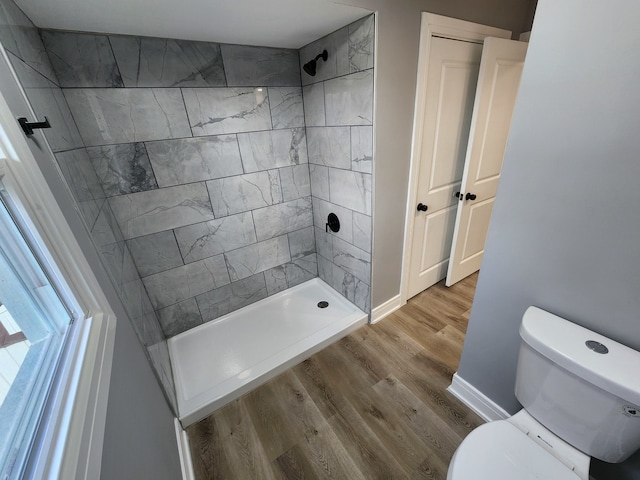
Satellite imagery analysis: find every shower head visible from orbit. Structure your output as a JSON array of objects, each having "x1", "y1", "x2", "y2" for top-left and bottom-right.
[{"x1": 303, "y1": 49, "x2": 328, "y2": 77}]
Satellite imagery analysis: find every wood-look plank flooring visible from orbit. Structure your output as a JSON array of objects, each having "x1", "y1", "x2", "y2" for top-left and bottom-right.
[{"x1": 187, "y1": 273, "x2": 483, "y2": 479}]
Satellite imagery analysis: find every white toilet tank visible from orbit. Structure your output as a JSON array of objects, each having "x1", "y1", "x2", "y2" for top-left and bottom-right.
[{"x1": 516, "y1": 307, "x2": 640, "y2": 463}]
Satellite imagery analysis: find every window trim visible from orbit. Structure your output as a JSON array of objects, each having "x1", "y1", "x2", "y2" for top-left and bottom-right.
[{"x1": 0, "y1": 48, "x2": 116, "y2": 479}]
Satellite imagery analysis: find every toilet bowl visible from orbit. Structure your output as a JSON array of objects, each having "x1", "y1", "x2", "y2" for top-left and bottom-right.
[{"x1": 447, "y1": 306, "x2": 640, "y2": 479}]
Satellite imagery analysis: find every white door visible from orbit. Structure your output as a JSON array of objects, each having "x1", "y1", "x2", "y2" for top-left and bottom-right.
[
  {"x1": 406, "y1": 37, "x2": 483, "y2": 299},
  {"x1": 446, "y1": 38, "x2": 527, "y2": 286}
]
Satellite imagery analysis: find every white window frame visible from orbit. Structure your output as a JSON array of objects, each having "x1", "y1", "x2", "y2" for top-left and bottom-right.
[{"x1": 0, "y1": 53, "x2": 116, "y2": 479}]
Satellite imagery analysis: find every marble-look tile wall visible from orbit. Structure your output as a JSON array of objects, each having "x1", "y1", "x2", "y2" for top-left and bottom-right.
[
  {"x1": 0, "y1": 2, "x2": 177, "y2": 411},
  {"x1": 41, "y1": 29, "x2": 317, "y2": 339},
  {"x1": 300, "y1": 15, "x2": 374, "y2": 313}
]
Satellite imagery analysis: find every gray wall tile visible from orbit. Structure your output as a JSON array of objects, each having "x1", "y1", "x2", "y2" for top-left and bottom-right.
[
  {"x1": 123, "y1": 280, "x2": 166, "y2": 345},
  {"x1": 108, "y1": 182, "x2": 214, "y2": 239},
  {"x1": 292, "y1": 253, "x2": 318, "y2": 278},
  {"x1": 353, "y1": 212, "x2": 372, "y2": 253},
  {"x1": 126, "y1": 230, "x2": 184, "y2": 277},
  {"x1": 100, "y1": 241, "x2": 143, "y2": 294},
  {"x1": 238, "y1": 128, "x2": 307, "y2": 173},
  {"x1": 87, "y1": 143, "x2": 158, "y2": 196},
  {"x1": 317, "y1": 252, "x2": 333, "y2": 285},
  {"x1": 332, "y1": 236, "x2": 371, "y2": 284},
  {"x1": 41, "y1": 30, "x2": 123, "y2": 87},
  {"x1": 317, "y1": 234, "x2": 370, "y2": 313},
  {"x1": 328, "y1": 169, "x2": 372, "y2": 215},
  {"x1": 156, "y1": 298, "x2": 203, "y2": 337},
  {"x1": 54, "y1": 147, "x2": 105, "y2": 231},
  {"x1": 0, "y1": 0, "x2": 57, "y2": 82},
  {"x1": 55, "y1": 148, "x2": 105, "y2": 204},
  {"x1": 207, "y1": 170, "x2": 282, "y2": 217},
  {"x1": 329, "y1": 261, "x2": 370, "y2": 313},
  {"x1": 224, "y1": 235, "x2": 291, "y2": 282},
  {"x1": 196, "y1": 273, "x2": 268, "y2": 322},
  {"x1": 143, "y1": 254, "x2": 230, "y2": 309},
  {"x1": 221, "y1": 45, "x2": 300, "y2": 87},
  {"x1": 252, "y1": 197, "x2": 313, "y2": 241},
  {"x1": 119, "y1": 273, "x2": 155, "y2": 319},
  {"x1": 182, "y1": 87, "x2": 272, "y2": 136},
  {"x1": 351, "y1": 126, "x2": 373, "y2": 173},
  {"x1": 110, "y1": 36, "x2": 226, "y2": 87},
  {"x1": 302, "y1": 83, "x2": 325, "y2": 127},
  {"x1": 307, "y1": 127, "x2": 351, "y2": 168},
  {"x1": 77, "y1": 199, "x2": 103, "y2": 231},
  {"x1": 264, "y1": 255, "x2": 317, "y2": 296},
  {"x1": 348, "y1": 15, "x2": 375, "y2": 73},
  {"x1": 288, "y1": 226, "x2": 316, "y2": 259},
  {"x1": 8, "y1": 52, "x2": 83, "y2": 152},
  {"x1": 131, "y1": 310, "x2": 166, "y2": 347},
  {"x1": 91, "y1": 200, "x2": 124, "y2": 247},
  {"x1": 314, "y1": 227, "x2": 333, "y2": 262},
  {"x1": 269, "y1": 87, "x2": 304, "y2": 128},
  {"x1": 146, "y1": 341, "x2": 177, "y2": 411},
  {"x1": 309, "y1": 164, "x2": 330, "y2": 202},
  {"x1": 146, "y1": 134, "x2": 243, "y2": 187},
  {"x1": 65, "y1": 88, "x2": 192, "y2": 146},
  {"x1": 324, "y1": 70, "x2": 374, "y2": 126},
  {"x1": 280, "y1": 164, "x2": 311, "y2": 201},
  {"x1": 175, "y1": 212, "x2": 257, "y2": 264}
]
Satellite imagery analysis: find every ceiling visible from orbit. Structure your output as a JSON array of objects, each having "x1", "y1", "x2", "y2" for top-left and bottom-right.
[{"x1": 15, "y1": 0, "x2": 371, "y2": 49}]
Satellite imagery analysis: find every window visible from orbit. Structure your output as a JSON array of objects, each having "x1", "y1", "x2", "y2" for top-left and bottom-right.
[
  {"x1": 0, "y1": 49, "x2": 116, "y2": 480},
  {"x1": 0, "y1": 182, "x2": 72, "y2": 479}
]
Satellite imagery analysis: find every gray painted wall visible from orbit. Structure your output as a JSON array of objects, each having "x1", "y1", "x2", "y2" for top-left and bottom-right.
[
  {"x1": 0, "y1": 1, "x2": 181, "y2": 478},
  {"x1": 339, "y1": 0, "x2": 534, "y2": 308},
  {"x1": 456, "y1": 0, "x2": 640, "y2": 477}
]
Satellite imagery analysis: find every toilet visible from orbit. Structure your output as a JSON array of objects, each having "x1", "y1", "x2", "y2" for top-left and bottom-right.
[{"x1": 447, "y1": 306, "x2": 640, "y2": 479}]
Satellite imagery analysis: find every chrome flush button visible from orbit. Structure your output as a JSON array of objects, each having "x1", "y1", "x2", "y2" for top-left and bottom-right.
[
  {"x1": 623, "y1": 406, "x2": 640, "y2": 418},
  {"x1": 585, "y1": 340, "x2": 609, "y2": 354}
]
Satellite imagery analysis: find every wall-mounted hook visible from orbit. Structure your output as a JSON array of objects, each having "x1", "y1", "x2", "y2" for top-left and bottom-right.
[{"x1": 18, "y1": 116, "x2": 51, "y2": 136}]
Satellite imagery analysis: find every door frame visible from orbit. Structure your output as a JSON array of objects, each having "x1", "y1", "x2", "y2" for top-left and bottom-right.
[{"x1": 400, "y1": 13, "x2": 511, "y2": 304}]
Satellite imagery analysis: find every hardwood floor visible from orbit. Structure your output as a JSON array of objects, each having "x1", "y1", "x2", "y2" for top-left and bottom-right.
[{"x1": 187, "y1": 273, "x2": 483, "y2": 479}]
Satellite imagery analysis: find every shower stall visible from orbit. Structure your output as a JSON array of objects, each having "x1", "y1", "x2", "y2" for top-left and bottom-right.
[{"x1": 2, "y1": 0, "x2": 375, "y2": 425}]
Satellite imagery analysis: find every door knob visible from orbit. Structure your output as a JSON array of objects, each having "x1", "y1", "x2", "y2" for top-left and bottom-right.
[
  {"x1": 417, "y1": 203, "x2": 428, "y2": 212},
  {"x1": 465, "y1": 192, "x2": 477, "y2": 201},
  {"x1": 455, "y1": 192, "x2": 463, "y2": 201}
]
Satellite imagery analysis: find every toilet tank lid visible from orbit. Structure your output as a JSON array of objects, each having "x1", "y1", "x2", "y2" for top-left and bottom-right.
[{"x1": 520, "y1": 306, "x2": 640, "y2": 407}]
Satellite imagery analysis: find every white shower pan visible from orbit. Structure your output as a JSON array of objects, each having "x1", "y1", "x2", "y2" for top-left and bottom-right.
[{"x1": 168, "y1": 277, "x2": 368, "y2": 426}]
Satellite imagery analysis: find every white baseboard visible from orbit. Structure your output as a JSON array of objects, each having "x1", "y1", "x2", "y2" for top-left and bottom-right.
[
  {"x1": 447, "y1": 373, "x2": 510, "y2": 422},
  {"x1": 175, "y1": 418, "x2": 195, "y2": 480},
  {"x1": 370, "y1": 294, "x2": 403, "y2": 324}
]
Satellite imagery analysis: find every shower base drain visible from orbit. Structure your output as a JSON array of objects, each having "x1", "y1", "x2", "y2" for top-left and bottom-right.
[{"x1": 317, "y1": 301, "x2": 329, "y2": 308}]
